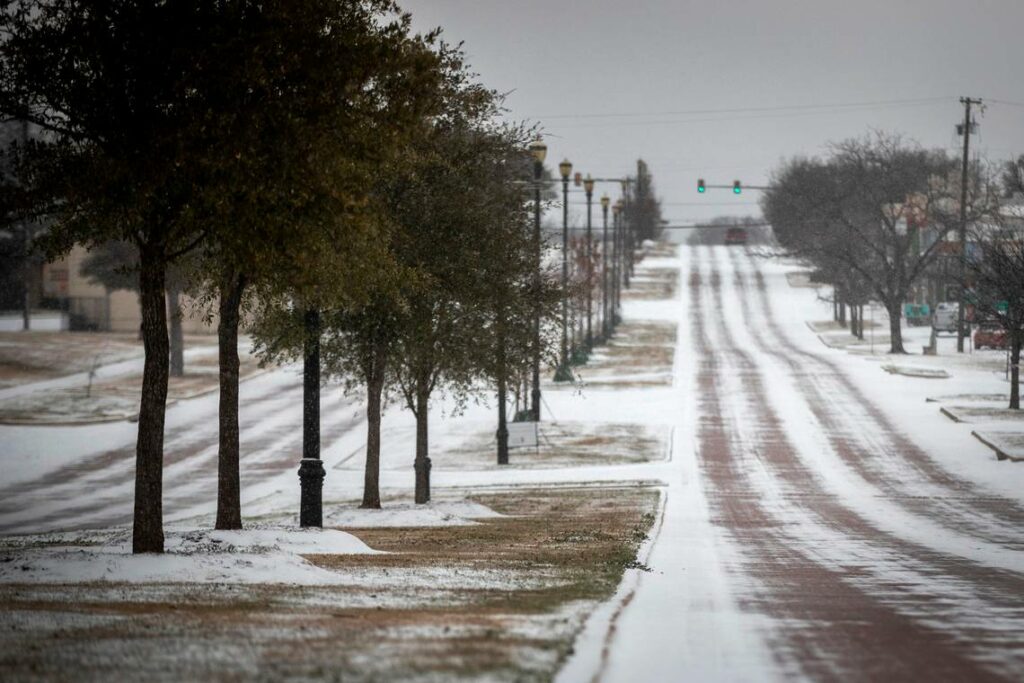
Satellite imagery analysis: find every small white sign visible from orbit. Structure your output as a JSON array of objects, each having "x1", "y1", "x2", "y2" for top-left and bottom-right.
[{"x1": 508, "y1": 422, "x2": 538, "y2": 449}]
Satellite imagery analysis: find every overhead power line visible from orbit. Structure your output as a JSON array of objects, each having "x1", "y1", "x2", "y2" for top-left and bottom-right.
[
  {"x1": 545, "y1": 100, "x2": 954, "y2": 130},
  {"x1": 530, "y1": 96, "x2": 954, "y2": 121},
  {"x1": 989, "y1": 98, "x2": 1024, "y2": 108}
]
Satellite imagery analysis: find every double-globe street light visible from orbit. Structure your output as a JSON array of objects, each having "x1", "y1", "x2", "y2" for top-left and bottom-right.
[
  {"x1": 612, "y1": 199, "x2": 623, "y2": 329},
  {"x1": 583, "y1": 174, "x2": 595, "y2": 351},
  {"x1": 600, "y1": 193, "x2": 610, "y2": 340},
  {"x1": 554, "y1": 158, "x2": 574, "y2": 382}
]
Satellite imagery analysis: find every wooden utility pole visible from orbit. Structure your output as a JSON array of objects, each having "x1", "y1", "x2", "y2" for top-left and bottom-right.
[{"x1": 957, "y1": 97, "x2": 982, "y2": 353}]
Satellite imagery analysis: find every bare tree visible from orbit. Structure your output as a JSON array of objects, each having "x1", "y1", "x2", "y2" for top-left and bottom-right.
[
  {"x1": 966, "y1": 209, "x2": 1024, "y2": 409},
  {"x1": 765, "y1": 133, "x2": 966, "y2": 353}
]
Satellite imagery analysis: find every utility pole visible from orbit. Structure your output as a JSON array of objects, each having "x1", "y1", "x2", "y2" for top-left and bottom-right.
[
  {"x1": 583, "y1": 175, "x2": 595, "y2": 351},
  {"x1": 957, "y1": 97, "x2": 982, "y2": 353}
]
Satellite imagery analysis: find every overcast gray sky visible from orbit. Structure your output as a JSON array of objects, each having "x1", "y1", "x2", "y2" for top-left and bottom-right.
[{"x1": 402, "y1": 0, "x2": 1024, "y2": 226}]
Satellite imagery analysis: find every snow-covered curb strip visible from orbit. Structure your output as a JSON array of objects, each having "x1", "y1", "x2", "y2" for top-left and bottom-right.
[
  {"x1": 324, "y1": 499, "x2": 506, "y2": 527},
  {"x1": 554, "y1": 486, "x2": 666, "y2": 683},
  {"x1": 0, "y1": 344, "x2": 221, "y2": 402},
  {"x1": 0, "y1": 526, "x2": 379, "y2": 586},
  {"x1": 971, "y1": 431, "x2": 1024, "y2": 463},
  {"x1": 882, "y1": 364, "x2": 950, "y2": 379},
  {"x1": 0, "y1": 367, "x2": 271, "y2": 426}
]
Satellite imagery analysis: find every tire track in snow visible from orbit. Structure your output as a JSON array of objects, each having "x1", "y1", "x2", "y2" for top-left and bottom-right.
[
  {"x1": 707, "y1": 246, "x2": 1024, "y2": 668},
  {"x1": 0, "y1": 373, "x2": 304, "y2": 506},
  {"x1": 731, "y1": 246, "x2": 1024, "y2": 541},
  {"x1": 692, "y1": 246, "x2": 1015, "y2": 681},
  {"x1": 0, "y1": 376, "x2": 361, "y2": 534}
]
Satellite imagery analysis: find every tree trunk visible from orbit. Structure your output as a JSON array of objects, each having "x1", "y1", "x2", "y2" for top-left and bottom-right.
[
  {"x1": 496, "y1": 371, "x2": 509, "y2": 465},
  {"x1": 21, "y1": 227, "x2": 31, "y2": 331},
  {"x1": 215, "y1": 272, "x2": 246, "y2": 530},
  {"x1": 887, "y1": 300, "x2": 905, "y2": 353},
  {"x1": 361, "y1": 340, "x2": 386, "y2": 509},
  {"x1": 20, "y1": 121, "x2": 31, "y2": 332},
  {"x1": 133, "y1": 248, "x2": 170, "y2": 554},
  {"x1": 838, "y1": 300, "x2": 846, "y2": 325},
  {"x1": 413, "y1": 372, "x2": 431, "y2": 504},
  {"x1": 1010, "y1": 336, "x2": 1021, "y2": 410},
  {"x1": 849, "y1": 303, "x2": 857, "y2": 335},
  {"x1": 168, "y1": 283, "x2": 185, "y2": 377},
  {"x1": 858, "y1": 305, "x2": 866, "y2": 340}
]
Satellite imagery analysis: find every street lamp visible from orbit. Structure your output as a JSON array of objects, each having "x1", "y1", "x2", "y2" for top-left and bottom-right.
[
  {"x1": 621, "y1": 179, "x2": 633, "y2": 286},
  {"x1": 528, "y1": 136, "x2": 546, "y2": 421},
  {"x1": 583, "y1": 174, "x2": 595, "y2": 352},
  {"x1": 298, "y1": 308, "x2": 324, "y2": 527},
  {"x1": 612, "y1": 200, "x2": 623, "y2": 329},
  {"x1": 555, "y1": 158, "x2": 573, "y2": 382},
  {"x1": 600, "y1": 194, "x2": 610, "y2": 341}
]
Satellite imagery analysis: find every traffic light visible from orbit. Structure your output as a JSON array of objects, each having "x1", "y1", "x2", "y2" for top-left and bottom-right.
[
  {"x1": 697, "y1": 178, "x2": 706, "y2": 193},
  {"x1": 733, "y1": 180, "x2": 742, "y2": 195}
]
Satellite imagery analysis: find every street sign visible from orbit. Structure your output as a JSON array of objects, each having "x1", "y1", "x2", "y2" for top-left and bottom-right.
[{"x1": 508, "y1": 421, "x2": 538, "y2": 449}]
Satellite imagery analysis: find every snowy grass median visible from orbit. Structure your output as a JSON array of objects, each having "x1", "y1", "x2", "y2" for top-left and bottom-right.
[{"x1": 0, "y1": 486, "x2": 659, "y2": 682}]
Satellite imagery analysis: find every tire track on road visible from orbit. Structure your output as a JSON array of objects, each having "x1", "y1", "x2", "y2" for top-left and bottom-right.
[
  {"x1": 693, "y1": 246, "x2": 1016, "y2": 681},
  {"x1": 731, "y1": 246, "x2": 1024, "y2": 541},
  {"x1": 0, "y1": 376, "x2": 361, "y2": 534}
]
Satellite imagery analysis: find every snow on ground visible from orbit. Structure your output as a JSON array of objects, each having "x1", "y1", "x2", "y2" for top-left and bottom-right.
[
  {"x1": 323, "y1": 498, "x2": 505, "y2": 527},
  {"x1": 0, "y1": 525, "x2": 378, "y2": 586},
  {"x1": 563, "y1": 243, "x2": 781, "y2": 683},
  {"x1": 757, "y1": 250, "x2": 1024, "y2": 501},
  {"x1": 0, "y1": 338, "x2": 222, "y2": 402},
  {"x1": 4, "y1": 243, "x2": 1022, "y2": 681},
  {"x1": 717, "y1": 249, "x2": 1024, "y2": 570}
]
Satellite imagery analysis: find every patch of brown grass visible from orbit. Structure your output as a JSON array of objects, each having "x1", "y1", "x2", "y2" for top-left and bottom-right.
[
  {"x1": 0, "y1": 487, "x2": 659, "y2": 683},
  {"x1": 621, "y1": 267, "x2": 678, "y2": 301}
]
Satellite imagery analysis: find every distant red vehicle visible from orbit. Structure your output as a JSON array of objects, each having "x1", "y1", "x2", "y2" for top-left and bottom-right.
[
  {"x1": 974, "y1": 324, "x2": 1008, "y2": 350},
  {"x1": 724, "y1": 227, "x2": 748, "y2": 245}
]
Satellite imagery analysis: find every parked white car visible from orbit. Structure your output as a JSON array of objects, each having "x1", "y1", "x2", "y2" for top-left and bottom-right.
[{"x1": 932, "y1": 302, "x2": 959, "y2": 333}]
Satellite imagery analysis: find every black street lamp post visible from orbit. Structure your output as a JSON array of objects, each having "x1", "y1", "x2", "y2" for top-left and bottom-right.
[
  {"x1": 622, "y1": 180, "x2": 633, "y2": 287},
  {"x1": 554, "y1": 158, "x2": 573, "y2": 382},
  {"x1": 583, "y1": 174, "x2": 595, "y2": 350},
  {"x1": 612, "y1": 200, "x2": 623, "y2": 328},
  {"x1": 528, "y1": 136, "x2": 547, "y2": 421},
  {"x1": 298, "y1": 308, "x2": 324, "y2": 527},
  {"x1": 600, "y1": 194, "x2": 610, "y2": 340}
]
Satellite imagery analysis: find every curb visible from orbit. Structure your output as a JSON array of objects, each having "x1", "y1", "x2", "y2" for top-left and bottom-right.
[
  {"x1": 0, "y1": 367, "x2": 270, "y2": 427},
  {"x1": 971, "y1": 431, "x2": 1024, "y2": 463},
  {"x1": 553, "y1": 485, "x2": 668, "y2": 683},
  {"x1": 940, "y1": 407, "x2": 963, "y2": 423}
]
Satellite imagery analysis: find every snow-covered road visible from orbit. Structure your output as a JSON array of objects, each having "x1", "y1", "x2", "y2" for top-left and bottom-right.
[
  {"x1": 594, "y1": 245, "x2": 1024, "y2": 682},
  {"x1": 2, "y1": 244, "x2": 1023, "y2": 681}
]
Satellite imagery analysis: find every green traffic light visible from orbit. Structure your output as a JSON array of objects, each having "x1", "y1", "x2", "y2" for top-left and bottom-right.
[
  {"x1": 697, "y1": 178, "x2": 705, "y2": 193},
  {"x1": 733, "y1": 181, "x2": 741, "y2": 194}
]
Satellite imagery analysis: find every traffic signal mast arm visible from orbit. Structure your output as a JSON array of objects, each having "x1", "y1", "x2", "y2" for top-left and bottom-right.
[{"x1": 696, "y1": 182, "x2": 772, "y2": 191}]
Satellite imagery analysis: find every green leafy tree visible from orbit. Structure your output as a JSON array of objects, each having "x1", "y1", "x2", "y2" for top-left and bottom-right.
[
  {"x1": 1, "y1": 1, "x2": 246, "y2": 552},
  {"x1": 387, "y1": 115, "x2": 560, "y2": 498},
  {"x1": 1, "y1": 0, "x2": 445, "y2": 549},
  {"x1": 192, "y1": 1, "x2": 447, "y2": 528}
]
